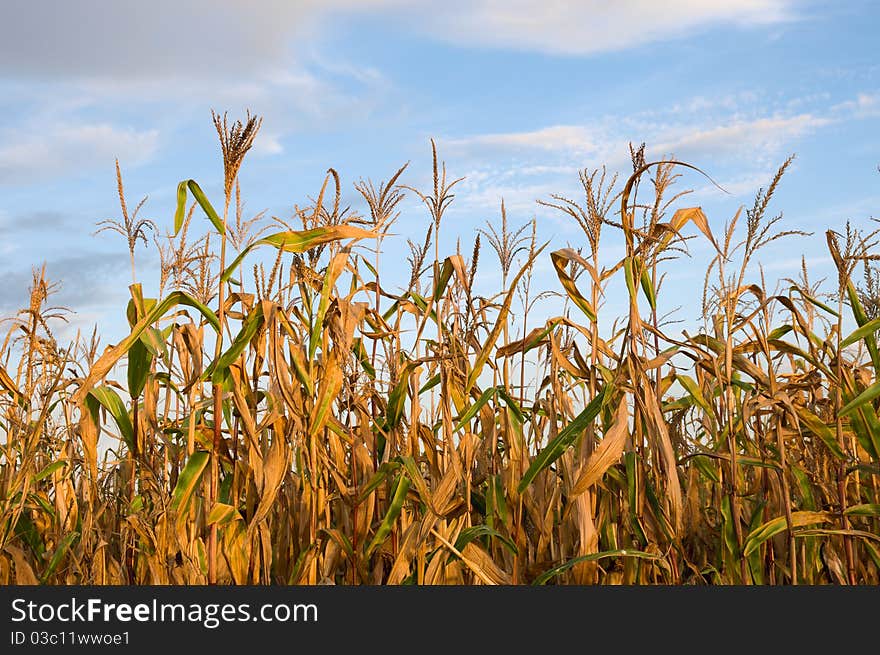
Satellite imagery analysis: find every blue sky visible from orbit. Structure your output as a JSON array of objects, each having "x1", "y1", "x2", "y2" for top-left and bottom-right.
[{"x1": 0, "y1": 0, "x2": 878, "y2": 346}]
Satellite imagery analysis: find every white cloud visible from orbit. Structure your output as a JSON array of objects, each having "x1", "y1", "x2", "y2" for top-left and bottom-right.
[
  {"x1": 252, "y1": 133, "x2": 285, "y2": 156},
  {"x1": 0, "y1": 0, "x2": 395, "y2": 81},
  {"x1": 651, "y1": 113, "x2": 829, "y2": 162},
  {"x1": 690, "y1": 171, "x2": 776, "y2": 200},
  {"x1": 0, "y1": 123, "x2": 159, "y2": 185},
  {"x1": 0, "y1": 0, "x2": 806, "y2": 188},
  {"x1": 0, "y1": 0, "x2": 800, "y2": 82},
  {"x1": 459, "y1": 178, "x2": 569, "y2": 215},
  {"x1": 449, "y1": 82, "x2": 880, "y2": 170},
  {"x1": 0, "y1": 252, "x2": 129, "y2": 313},
  {"x1": 832, "y1": 93, "x2": 880, "y2": 118},
  {"x1": 410, "y1": 0, "x2": 799, "y2": 56},
  {"x1": 437, "y1": 88, "x2": 878, "y2": 216},
  {"x1": 448, "y1": 126, "x2": 599, "y2": 156}
]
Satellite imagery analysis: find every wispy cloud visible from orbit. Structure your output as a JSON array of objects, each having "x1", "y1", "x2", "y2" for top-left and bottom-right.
[
  {"x1": 457, "y1": 177, "x2": 573, "y2": 216},
  {"x1": 448, "y1": 126, "x2": 599, "y2": 156},
  {"x1": 0, "y1": 0, "x2": 800, "y2": 81},
  {"x1": 689, "y1": 171, "x2": 777, "y2": 200},
  {"x1": 0, "y1": 0, "x2": 395, "y2": 81},
  {"x1": 651, "y1": 113, "x2": 829, "y2": 164},
  {"x1": 441, "y1": 89, "x2": 873, "y2": 212},
  {"x1": 0, "y1": 252, "x2": 129, "y2": 314},
  {"x1": 0, "y1": 123, "x2": 159, "y2": 186},
  {"x1": 408, "y1": 0, "x2": 800, "y2": 56},
  {"x1": 448, "y1": 110, "x2": 830, "y2": 166},
  {"x1": 0, "y1": 210, "x2": 71, "y2": 235},
  {"x1": 0, "y1": 1, "x2": 396, "y2": 177},
  {"x1": 0, "y1": 0, "x2": 807, "y2": 190},
  {"x1": 832, "y1": 92, "x2": 880, "y2": 118}
]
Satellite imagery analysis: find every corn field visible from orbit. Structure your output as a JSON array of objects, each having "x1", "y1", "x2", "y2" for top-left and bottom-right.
[{"x1": 1, "y1": 112, "x2": 879, "y2": 586}]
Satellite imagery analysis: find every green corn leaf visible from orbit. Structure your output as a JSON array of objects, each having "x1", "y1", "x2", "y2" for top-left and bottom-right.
[
  {"x1": 40, "y1": 531, "x2": 80, "y2": 584},
  {"x1": 365, "y1": 475, "x2": 411, "y2": 557},
  {"x1": 532, "y1": 549, "x2": 661, "y2": 586},
  {"x1": 358, "y1": 461, "x2": 402, "y2": 503},
  {"x1": 845, "y1": 279, "x2": 880, "y2": 372},
  {"x1": 205, "y1": 303, "x2": 266, "y2": 383},
  {"x1": 791, "y1": 466, "x2": 816, "y2": 511},
  {"x1": 433, "y1": 257, "x2": 455, "y2": 302},
  {"x1": 844, "y1": 403, "x2": 880, "y2": 461},
  {"x1": 790, "y1": 286, "x2": 838, "y2": 317},
  {"x1": 743, "y1": 511, "x2": 830, "y2": 557},
  {"x1": 551, "y1": 249, "x2": 597, "y2": 323},
  {"x1": 840, "y1": 380, "x2": 880, "y2": 417},
  {"x1": 127, "y1": 339, "x2": 152, "y2": 399},
  {"x1": 721, "y1": 495, "x2": 738, "y2": 560},
  {"x1": 187, "y1": 179, "x2": 225, "y2": 235},
  {"x1": 518, "y1": 386, "x2": 609, "y2": 493},
  {"x1": 222, "y1": 225, "x2": 377, "y2": 283},
  {"x1": 677, "y1": 374, "x2": 712, "y2": 415},
  {"x1": 73, "y1": 290, "x2": 219, "y2": 406},
  {"x1": 418, "y1": 374, "x2": 441, "y2": 395},
  {"x1": 625, "y1": 451, "x2": 639, "y2": 509},
  {"x1": 173, "y1": 180, "x2": 188, "y2": 235},
  {"x1": 207, "y1": 503, "x2": 241, "y2": 526},
  {"x1": 34, "y1": 460, "x2": 67, "y2": 483},
  {"x1": 767, "y1": 324, "x2": 793, "y2": 340},
  {"x1": 88, "y1": 386, "x2": 133, "y2": 450},
  {"x1": 841, "y1": 315, "x2": 880, "y2": 349},
  {"x1": 385, "y1": 362, "x2": 415, "y2": 430},
  {"x1": 170, "y1": 450, "x2": 210, "y2": 513},
  {"x1": 496, "y1": 387, "x2": 525, "y2": 425},
  {"x1": 352, "y1": 338, "x2": 376, "y2": 379},
  {"x1": 639, "y1": 265, "x2": 656, "y2": 311},
  {"x1": 692, "y1": 454, "x2": 720, "y2": 483},
  {"x1": 453, "y1": 525, "x2": 517, "y2": 559},
  {"x1": 795, "y1": 406, "x2": 846, "y2": 459},
  {"x1": 454, "y1": 387, "x2": 496, "y2": 433},
  {"x1": 623, "y1": 256, "x2": 637, "y2": 300}
]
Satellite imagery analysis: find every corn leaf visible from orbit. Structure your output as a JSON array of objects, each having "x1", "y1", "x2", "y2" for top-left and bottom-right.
[
  {"x1": 170, "y1": 450, "x2": 210, "y2": 513},
  {"x1": 518, "y1": 386, "x2": 609, "y2": 493},
  {"x1": 743, "y1": 511, "x2": 831, "y2": 557},
  {"x1": 532, "y1": 549, "x2": 661, "y2": 586},
  {"x1": 222, "y1": 225, "x2": 377, "y2": 283},
  {"x1": 365, "y1": 475, "x2": 411, "y2": 557},
  {"x1": 88, "y1": 386, "x2": 133, "y2": 450}
]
